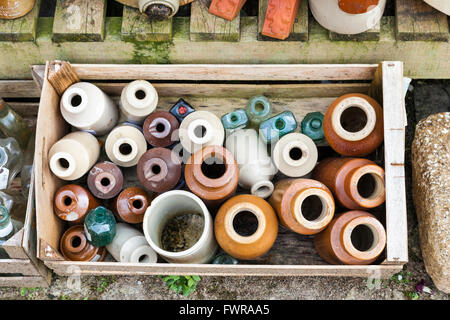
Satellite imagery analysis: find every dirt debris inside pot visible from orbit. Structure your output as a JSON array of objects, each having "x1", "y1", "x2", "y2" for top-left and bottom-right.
[{"x1": 161, "y1": 213, "x2": 205, "y2": 252}]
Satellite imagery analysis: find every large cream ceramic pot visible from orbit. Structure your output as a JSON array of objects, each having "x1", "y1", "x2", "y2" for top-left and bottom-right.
[
  {"x1": 0, "y1": 0, "x2": 35, "y2": 20},
  {"x1": 423, "y1": 0, "x2": 450, "y2": 15},
  {"x1": 309, "y1": 0, "x2": 386, "y2": 34}
]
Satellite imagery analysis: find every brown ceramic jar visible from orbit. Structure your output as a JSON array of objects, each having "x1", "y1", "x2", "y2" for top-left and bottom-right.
[
  {"x1": 314, "y1": 210, "x2": 386, "y2": 265},
  {"x1": 113, "y1": 187, "x2": 153, "y2": 224},
  {"x1": 0, "y1": 0, "x2": 35, "y2": 20},
  {"x1": 137, "y1": 147, "x2": 182, "y2": 193},
  {"x1": 323, "y1": 93, "x2": 383, "y2": 156},
  {"x1": 269, "y1": 179, "x2": 335, "y2": 235},
  {"x1": 60, "y1": 225, "x2": 106, "y2": 262},
  {"x1": 143, "y1": 111, "x2": 179, "y2": 147},
  {"x1": 312, "y1": 157, "x2": 386, "y2": 210},
  {"x1": 87, "y1": 161, "x2": 124, "y2": 199},
  {"x1": 185, "y1": 145, "x2": 239, "y2": 207},
  {"x1": 54, "y1": 185, "x2": 100, "y2": 224},
  {"x1": 215, "y1": 194, "x2": 278, "y2": 260}
]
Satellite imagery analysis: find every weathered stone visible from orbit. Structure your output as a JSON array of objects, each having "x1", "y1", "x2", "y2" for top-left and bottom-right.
[{"x1": 412, "y1": 112, "x2": 450, "y2": 294}]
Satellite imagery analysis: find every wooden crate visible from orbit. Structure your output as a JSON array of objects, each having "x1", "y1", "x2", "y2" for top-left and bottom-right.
[
  {"x1": 0, "y1": 0, "x2": 449, "y2": 79},
  {"x1": 34, "y1": 62, "x2": 408, "y2": 278}
]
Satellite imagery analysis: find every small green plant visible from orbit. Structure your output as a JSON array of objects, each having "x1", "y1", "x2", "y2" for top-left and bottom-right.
[
  {"x1": 96, "y1": 276, "x2": 115, "y2": 293},
  {"x1": 404, "y1": 291, "x2": 419, "y2": 300},
  {"x1": 161, "y1": 275, "x2": 201, "y2": 297},
  {"x1": 391, "y1": 271, "x2": 412, "y2": 285},
  {"x1": 19, "y1": 287, "x2": 40, "y2": 300}
]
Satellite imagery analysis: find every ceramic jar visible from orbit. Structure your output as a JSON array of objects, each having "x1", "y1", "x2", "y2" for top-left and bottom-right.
[
  {"x1": 215, "y1": 195, "x2": 278, "y2": 260},
  {"x1": 106, "y1": 223, "x2": 157, "y2": 263},
  {"x1": 143, "y1": 190, "x2": 218, "y2": 263},
  {"x1": 105, "y1": 125, "x2": 147, "y2": 167},
  {"x1": 179, "y1": 110, "x2": 224, "y2": 154},
  {"x1": 137, "y1": 147, "x2": 182, "y2": 193},
  {"x1": 60, "y1": 82, "x2": 118, "y2": 136},
  {"x1": 269, "y1": 179, "x2": 335, "y2": 235},
  {"x1": 143, "y1": 111, "x2": 179, "y2": 147},
  {"x1": 323, "y1": 93, "x2": 384, "y2": 156},
  {"x1": 169, "y1": 98, "x2": 195, "y2": 123},
  {"x1": 60, "y1": 225, "x2": 106, "y2": 262},
  {"x1": 221, "y1": 109, "x2": 248, "y2": 131},
  {"x1": 313, "y1": 157, "x2": 386, "y2": 210},
  {"x1": 272, "y1": 132, "x2": 318, "y2": 177},
  {"x1": 260, "y1": 111, "x2": 298, "y2": 144},
  {"x1": 139, "y1": 0, "x2": 180, "y2": 20},
  {"x1": 185, "y1": 145, "x2": 239, "y2": 207},
  {"x1": 225, "y1": 129, "x2": 277, "y2": 198},
  {"x1": 423, "y1": 0, "x2": 450, "y2": 15},
  {"x1": 301, "y1": 112, "x2": 325, "y2": 143},
  {"x1": 262, "y1": 0, "x2": 302, "y2": 40},
  {"x1": 49, "y1": 131, "x2": 100, "y2": 181},
  {"x1": 113, "y1": 187, "x2": 152, "y2": 224},
  {"x1": 209, "y1": 0, "x2": 247, "y2": 21},
  {"x1": 54, "y1": 185, "x2": 99, "y2": 224},
  {"x1": 119, "y1": 80, "x2": 158, "y2": 124},
  {"x1": 84, "y1": 206, "x2": 117, "y2": 247},
  {"x1": 87, "y1": 161, "x2": 124, "y2": 199},
  {"x1": 314, "y1": 210, "x2": 386, "y2": 265},
  {"x1": 309, "y1": 0, "x2": 386, "y2": 34},
  {"x1": 246, "y1": 96, "x2": 272, "y2": 128},
  {"x1": 0, "y1": 0, "x2": 35, "y2": 20}
]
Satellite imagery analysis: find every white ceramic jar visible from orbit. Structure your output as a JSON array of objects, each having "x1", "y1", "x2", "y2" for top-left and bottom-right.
[
  {"x1": 309, "y1": 0, "x2": 386, "y2": 34},
  {"x1": 119, "y1": 80, "x2": 158, "y2": 124},
  {"x1": 105, "y1": 125, "x2": 148, "y2": 167},
  {"x1": 423, "y1": 0, "x2": 450, "y2": 15},
  {"x1": 60, "y1": 82, "x2": 118, "y2": 136}
]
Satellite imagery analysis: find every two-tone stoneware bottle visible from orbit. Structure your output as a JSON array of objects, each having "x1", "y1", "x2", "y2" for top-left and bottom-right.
[
  {"x1": 113, "y1": 187, "x2": 153, "y2": 224},
  {"x1": 87, "y1": 161, "x2": 124, "y2": 199},
  {"x1": 143, "y1": 111, "x2": 179, "y2": 147},
  {"x1": 54, "y1": 184, "x2": 99, "y2": 224},
  {"x1": 60, "y1": 225, "x2": 106, "y2": 262}
]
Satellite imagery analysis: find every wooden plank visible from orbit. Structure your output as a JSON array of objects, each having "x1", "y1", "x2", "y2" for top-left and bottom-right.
[
  {"x1": 121, "y1": 5, "x2": 172, "y2": 42},
  {"x1": 0, "y1": 0, "x2": 40, "y2": 41},
  {"x1": 190, "y1": 0, "x2": 240, "y2": 42},
  {"x1": 52, "y1": 0, "x2": 107, "y2": 42},
  {"x1": 0, "y1": 276, "x2": 50, "y2": 288},
  {"x1": 258, "y1": 0, "x2": 308, "y2": 41},
  {"x1": 0, "y1": 259, "x2": 41, "y2": 276},
  {"x1": 330, "y1": 20, "x2": 380, "y2": 41},
  {"x1": 0, "y1": 80, "x2": 40, "y2": 98},
  {"x1": 395, "y1": 0, "x2": 449, "y2": 41},
  {"x1": 2, "y1": 229, "x2": 28, "y2": 260}
]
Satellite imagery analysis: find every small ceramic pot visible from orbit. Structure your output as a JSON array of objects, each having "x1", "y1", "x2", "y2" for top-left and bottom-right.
[
  {"x1": 106, "y1": 223, "x2": 157, "y2": 263},
  {"x1": 246, "y1": 96, "x2": 272, "y2": 128},
  {"x1": 185, "y1": 145, "x2": 239, "y2": 207},
  {"x1": 424, "y1": 0, "x2": 450, "y2": 15},
  {"x1": 272, "y1": 132, "x2": 318, "y2": 177},
  {"x1": 54, "y1": 185, "x2": 99, "y2": 224},
  {"x1": 313, "y1": 157, "x2": 386, "y2": 210},
  {"x1": 310, "y1": 0, "x2": 386, "y2": 34},
  {"x1": 225, "y1": 129, "x2": 277, "y2": 198},
  {"x1": 323, "y1": 93, "x2": 384, "y2": 156},
  {"x1": 113, "y1": 187, "x2": 153, "y2": 224},
  {"x1": 269, "y1": 178, "x2": 335, "y2": 235},
  {"x1": 60, "y1": 225, "x2": 106, "y2": 262},
  {"x1": 209, "y1": 0, "x2": 247, "y2": 21},
  {"x1": 84, "y1": 206, "x2": 117, "y2": 247},
  {"x1": 105, "y1": 124, "x2": 147, "y2": 167},
  {"x1": 87, "y1": 161, "x2": 123, "y2": 199},
  {"x1": 49, "y1": 131, "x2": 100, "y2": 181},
  {"x1": 143, "y1": 111, "x2": 179, "y2": 147},
  {"x1": 143, "y1": 190, "x2": 218, "y2": 264},
  {"x1": 0, "y1": 0, "x2": 35, "y2": 20},
  {"x1": 262, "y1": 0, "x2": 302, "y2": 40},
  {"x1": 314, "y1": 210, "x2": 386, "y2": 265},
  {"x1": 169, "y1": 98, "x2": 195, "y2": 123},
  {"x1": 60, "y1": 82, "x2": 118, "y2": 136},
  {"x1": 215, "y1": 194, "x2": 278, "y2": 260},
  {"x1": 119, "y1": 80, "x2": 158, "y2": 124},
  {"x1": 259, "y1": 111, "x2": 298, "y2": 144},
  {"x1": 179, "y1": 110, "x2": 225, "y2": 154},
  {"x1": 137, "y1": 147, "x2": 182, "y2": 193}
]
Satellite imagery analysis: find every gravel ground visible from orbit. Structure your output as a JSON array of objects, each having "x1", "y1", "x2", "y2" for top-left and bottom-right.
[{"x1": 0, "y1": 80, "x2": 449, "y2": 301}]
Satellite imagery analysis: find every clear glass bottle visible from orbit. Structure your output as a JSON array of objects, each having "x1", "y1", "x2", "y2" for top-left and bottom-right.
[
  {"x1": 0, "y1": 137, "x2": 23, "y2": 190},
  {"x1": 0, "y1": 205, "x2": 17, "y2": 259},
  {"x1": 0, "y1": 190, "x2": 27, "y2": 224},
  {"x1": 0, "y1": 98, "x2": 32, "y2": 150}
]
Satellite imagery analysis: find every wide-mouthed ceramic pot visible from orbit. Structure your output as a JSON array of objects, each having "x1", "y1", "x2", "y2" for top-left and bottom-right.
[
  {"x1": 115, "y1": 0, "x2": 193, "y2": 20},
  {"x1": 423, "y1": 0, "x2": 450, "y2": 15},
  {"x1": 0, "y1": 0, "x2": 35, "y2": 20}
]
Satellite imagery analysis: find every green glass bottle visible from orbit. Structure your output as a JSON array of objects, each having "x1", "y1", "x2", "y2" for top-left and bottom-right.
[
  {"x1": 259, "y1": 111, "x2": 297, "y2": 144},
  {"x1": 0, "y1": 204, "x2": 16, "y2": 259},
  {"x1": 84, "y1": 206, "x2": 116, "y2": 247},
  {"x1": 0, "y1": 98, "x2": 32, "y2": 150},
  {"x1": 212, "y1": 252, "x2": 238, "y2": 265},
  {"x1": 221, "y1": 109, "x2": 248, "y2": 131},
  {"x1": 300, "y1": 112, "x2": 325, "y2": 143},
  {"x1": 246, "y1": 96, "x2": 272, "y2": 128}
]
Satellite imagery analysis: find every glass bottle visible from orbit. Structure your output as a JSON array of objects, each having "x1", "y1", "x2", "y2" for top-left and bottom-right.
[
  {"x1": 221, "y1": 109, "x2": 248, "y2": 131},
  {"x1": 0, "y1": 137, "x2": 23, "y2": 190},
  {"x1": 300, "y1": 112, "x2": 325, "y2": 143},
  {"x1": 0, "y1": 98, "x2": 32, "y2": 150},
  {"x1": 20, "y1": 132, "x2": 35, "y2": 197},
  {"x1": 0, "y1": 190, "x2": 27, "y2": 224},
  {"x1": 246, "y1": 96, "x2": 272, "y2": 128},
  {"x1": 0, "y1": 205, "x2": 17, "y2": 259},
  {"x1": 259, "y1": 111, "x2": 297, "y2": 144}
]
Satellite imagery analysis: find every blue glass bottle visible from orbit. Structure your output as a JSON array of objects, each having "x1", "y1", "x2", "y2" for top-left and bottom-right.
[
  {"x1": 221, "y1": 109, "x2": 248, "y2": 131},
  {"x1": 246, "y1": 96, "x2": 272, "y2": 128},
  {"x1": 169, "y1": 99, "x2": 195, "y2": 123},
  {"x1": 300, "y1": 112, "x2": 325, "y2": 143},
  {"x1": 259, "y1": 111, "x2": 297, "y2": 144}
]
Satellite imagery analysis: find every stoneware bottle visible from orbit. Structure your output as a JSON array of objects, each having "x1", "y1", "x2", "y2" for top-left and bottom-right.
[
  {"x1": 309, "y1": 0, "x2": 386, "y2": 35},
  {"x1": 143, "y1": 111, "x2": 179, "y2": 147},
  {"x1": 262, "y1": 0, "x2": 302, "y2": 40},
  {"x1": 60, "y1": 225, "x2": 106, "y2": 262},
  {"x1": 179, "y1": 110, "x2": 225, "y2": 154},
  {"x1": 84, "y1": 206, "x2": 117, "y2": 247},
  {"x1": 301, "y1": 112, "x2": 325, "y2": 143},
  {"x1": 106, "y1": 223, "x2": 157, "y2": 263},
  {"x1": 185, "y1": 145, "x2": 239, "y2": 207},
  {"x1": 312, "y1": 157, "x2": 386, "y2": 210},
  {"x1": 246, "y1": 95, "x2": 272, "y2": 128},
  {"x1": 269, "y1": 178, "x2": 335, "y2": 235},
  {"x1": 215, "y1": 194, "x2": 278, "y2": 260},
  {"x1": 138, "y1": 0, "x2": 180, "y2": 20},
  {"x1": 119, "y1": 80, "x2": 158, "y2": 124},
  {"x1": 105, "y1": 124, "x2": 147, "y2": 167},
  {"x1": 113, "y1": 187, "x2": 153, "y2": 224},
  {"x1": 143, "y1": 190, "x2": 218, "y2": 264},
  {"x1": 225, "y1": 129, "x2": 277, "y2": 198},
  {"x1": 423, "y1": 0, "x2": 450, "y2": 15},
  {"x1": 137, "y1": 147, "x2": 182, "y2": 193},
  {"x1": 259, "y1": 111, "x2": 298, "y2": 144},
  {"x1": 0, "y1": 0, "x2": 35, "y2": 20},
  {"x1": 60, "y1": 82, "x2": 118, "y2": 136},
  {"x1": 323, "y1": 93, "x2": 384, "y2": 156},
  {"x1": 87, "y1": 161, "x2": 124, "y2": 199},
  {"x1": 314, "y1": 210, "x2": 386, "y2": 265},
  {"x1": 209, "y1": 0, "x2": 247, "y2": 21},
  {"x1": 49, "y1": 131, "x2": 100, "y2": 181},
  {"x1": 221, "y1": 109, "x2": 248, "y2": 131},
  {"x1": 272, "y1": 132, "x2": 318, "y2": 178},
  {"x1": 169, "y1": 98, "x2": 195, "y2": 123},
  {"x1": 54, "y1": 184, "x2": 100, "y2": 224}
]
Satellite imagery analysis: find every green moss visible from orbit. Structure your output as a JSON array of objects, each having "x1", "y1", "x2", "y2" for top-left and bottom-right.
[{"x1": 130, "y1": 40, "x2": 173, "y2": 64}]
